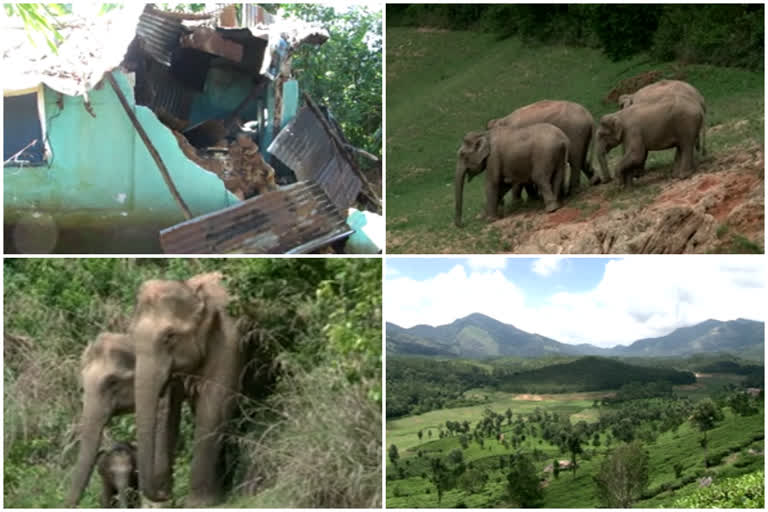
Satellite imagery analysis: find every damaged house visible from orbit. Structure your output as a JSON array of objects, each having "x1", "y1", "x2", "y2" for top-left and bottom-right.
[{"x1": 3, "y1": 4, "x2": 379, "y2": 253}]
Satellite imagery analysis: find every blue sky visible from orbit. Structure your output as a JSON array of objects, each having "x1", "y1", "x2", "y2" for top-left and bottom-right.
[
  {"x1": 385, "y1": 256, "x2": 764, "y2": 347},
  {"x1": 386, "y1": 257, "x2": 619, "y2": 308}
]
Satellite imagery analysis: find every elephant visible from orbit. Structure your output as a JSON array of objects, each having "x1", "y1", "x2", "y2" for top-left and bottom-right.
[
  {"x1": 66, "y1": 333, "x2": 182, "y2": 508},
  {"x1": 618, "y1": 80, "x2": 707, "y2": 155},
  {"x1": 96, "y1": 442, "x2": 139, "y2": 508},
  {"x1": 487, "y1": 100, "x2": 595, "y2": 194},
  {"x1": 595, "y1": 95, "x2": 704, "y2": 188},
  {"x1": 130, "y1": 272, "x2": 241, "y2": 507},
  {"x1": 454, "y1": 122, "x2": 570, "y2": 227}
]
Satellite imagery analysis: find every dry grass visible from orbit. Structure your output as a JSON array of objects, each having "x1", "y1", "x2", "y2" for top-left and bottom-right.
[{"x1": 235, "y1": 365, "x2": 382, "y2": 508}]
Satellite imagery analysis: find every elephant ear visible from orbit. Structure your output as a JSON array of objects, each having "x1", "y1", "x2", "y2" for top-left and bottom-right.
[
  {"x1": 470, "y1": 132, "x2": 491, "y2": 161},
  {"x1": 601, "y1": 116, "x2": 623, "y2": 140}
]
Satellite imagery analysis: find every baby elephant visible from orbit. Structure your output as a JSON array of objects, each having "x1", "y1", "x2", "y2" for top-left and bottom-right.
[
  {"x1": 97, "y1": 442, "x2": 140, "y2": 508},
  {"x1": 454, "y1": 122, "x2": 570, "y2": 227},
  {"x1": 595, "y1": 95, "x2": 703, "y2": 187}
]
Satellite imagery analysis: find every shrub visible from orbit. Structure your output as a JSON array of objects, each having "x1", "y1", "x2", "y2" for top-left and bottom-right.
[{"x1": 672, "y1": 471, "x2": 764, "y2": 508}]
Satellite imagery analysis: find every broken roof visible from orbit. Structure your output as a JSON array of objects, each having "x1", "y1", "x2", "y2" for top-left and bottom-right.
[{"x1": 2, "y1": 4, "x2": 329, "y2": 97}]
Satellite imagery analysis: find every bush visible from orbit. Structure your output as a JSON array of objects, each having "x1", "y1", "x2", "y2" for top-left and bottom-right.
[{"x1": 672, "y1": 471, "x2": 764, "y2": 508}]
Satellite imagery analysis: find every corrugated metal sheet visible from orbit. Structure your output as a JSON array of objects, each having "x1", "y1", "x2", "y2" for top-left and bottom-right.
[
  {"x1": 267, "y1": 106, "x2": 362, "y2": 211},
  {"x1": 159, "y1": 181, "x2": 352, "y2": 254},
  {"x1": 136, "y1": 10, "x2": 186, "y2": 67},
  {"x1": 134, "y1": 61, "x2": 194, "y2": 120}
]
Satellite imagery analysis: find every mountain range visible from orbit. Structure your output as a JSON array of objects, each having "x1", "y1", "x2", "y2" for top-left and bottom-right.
[{"x1": 386, "y1": 313, "x2": 764, "y2": 360}]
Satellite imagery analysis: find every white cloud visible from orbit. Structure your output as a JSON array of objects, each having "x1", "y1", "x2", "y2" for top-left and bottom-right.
[
  {"x1": 384, "y1": 264, "x2": 400, "y2": 278},
  {"x1": 386, "y1": 264, "x2": 526, "y2": 329},
  {"x1": 466, "y1": 256, "x2": 507, "y2": 271},
  {"x1": 386, "y1": 257, "x2": 765, "y2": 349},
  {"x1": 531, "y1": 257, "x2": 562, "y2": 277}
]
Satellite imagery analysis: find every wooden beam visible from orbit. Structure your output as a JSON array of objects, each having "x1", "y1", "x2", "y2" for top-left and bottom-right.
[{"x1": 107, "y1": 72, "x2": 193, "y2": 220}]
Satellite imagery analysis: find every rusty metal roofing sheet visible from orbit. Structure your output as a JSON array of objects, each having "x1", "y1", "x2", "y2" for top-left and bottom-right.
[
  {"x1": 134, "y1": 62, "x2": 194, "y2": 120},
  {"x1": 136, "y1": 9, "x2": 186, "y2": 67},
  {"x1": 267, "y1": 106, "x2": 361, "y2": 211},
  {"x1": 159, "y1": 181, "x2": 352, "y2": 254}
]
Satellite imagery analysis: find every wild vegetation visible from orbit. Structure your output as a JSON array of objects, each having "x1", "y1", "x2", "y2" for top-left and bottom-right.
[
  {"x1": 386, "y1": 5, "x2": 764, "y2": 253},
  {"x1": 387, "y1": 354, "x2": 764, "y2": 508},
  {"x1": 4, "y1": 258, "x2": 381, "y2": 508}
]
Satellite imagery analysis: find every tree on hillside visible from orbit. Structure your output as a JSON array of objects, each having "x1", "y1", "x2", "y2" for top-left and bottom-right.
[
  {"x1": 594, "y1": 441, "x2": 650, "y2": 508},
  {"x1": 428, "y1": 457, "x2": 456, "y2": 505},
  {"x1": 506, "y1": 453, "x2": 544, "y2": 507},
  {"x1": 691, "y1": 399, "x2": 724, "y2": 431},
  {"x1": 567, "y1": 434, "x2": 583, "y2": 475},
  {"x1": 552, "y1": 459, "x2": 560, "y2": 480},
  {"x1": 417, "y1": 429, "x2": 423, "y2": 440},
  {"x1": 388, "y1": 444, "x2": 399, "y2": 466},
  {"x1": 728, "y1": 392, "x2": 758, "y2": 416},
  {"x1": 458, "y1": 467, "x2": 488, "y2": 494}
]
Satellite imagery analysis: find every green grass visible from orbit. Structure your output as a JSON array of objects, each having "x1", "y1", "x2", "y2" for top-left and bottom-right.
[
  {"x1": 387, "y1": 398, "x2": 764, "y2": 508},
  {"x1": 387, "y1": 390, "x2": 603, "y2": 453},
  {"x1": 386, "y1": 28, "x2": 764, "y2": 253}
]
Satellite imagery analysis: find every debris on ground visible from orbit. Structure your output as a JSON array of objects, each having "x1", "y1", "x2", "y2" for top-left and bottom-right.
[{"x1": 491, "y1": 145, "x2": 764, "y2": 254}]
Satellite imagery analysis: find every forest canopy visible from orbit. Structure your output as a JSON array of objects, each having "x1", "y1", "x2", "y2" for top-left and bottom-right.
[{"x1": 387, "y1": 4, "x2": 764, "y2": 70}]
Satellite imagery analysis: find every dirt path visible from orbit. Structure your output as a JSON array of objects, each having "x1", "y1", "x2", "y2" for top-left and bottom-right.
[
  {"x1": 512, "y1": 391, "x2": 616, "y2": 401},
  {"x1": 469, "y1": 145, "x2": 764, "y2": 254}
]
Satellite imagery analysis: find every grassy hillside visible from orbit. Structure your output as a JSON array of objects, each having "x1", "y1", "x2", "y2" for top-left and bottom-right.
[
  {"x1": 386, "y1": 397, "x2": 764, "y2": 508},
  {"x1": 386, "y1": 28, "x2": 764, "y2": 253}
]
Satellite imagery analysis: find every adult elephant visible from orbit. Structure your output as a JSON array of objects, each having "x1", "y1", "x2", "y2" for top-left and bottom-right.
[
  {"x1": 454, "y1": 123, "x2": 570, "y2": 227},
  {"x1": 618, "y1": 80, "x2": 707, "y2": 155},
  {"x1": 130, "y1": 272, "x2": 241, "y2": 507},
  {"x1": 595, "y1": 95, "x2": 703, "y2": 188},
  {"x1": 66, "y1": 333, "x2": 182, "y2": 507},
  {"x1": 487, "y1": 100, "x2": 595, "y2": 193}
]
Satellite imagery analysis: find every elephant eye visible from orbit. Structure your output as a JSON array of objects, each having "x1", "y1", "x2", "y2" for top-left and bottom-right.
[
  {"x1": 163, "y1": 332, "x2": 175, "y2": 346},
  {"x1": 102, "y1": 376, "x2": 118, "y2": 390}
]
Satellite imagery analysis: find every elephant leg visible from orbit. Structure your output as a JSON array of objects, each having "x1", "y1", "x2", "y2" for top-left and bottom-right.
[
  {"x1": 485, "y1": 178, "x2": 500, "y2": 222},
  {"x1": 678, "y1": 143, "x2": 695, "y2": 179},
  {"x1": 498, "y1": 183, "x2": 514, "y2": 217},
  {"x1": 671, "y1": 147, "x2": 682, "y2": 178},
  {"x1": 568, "y1": 153, "x2": 582, "y2": 194},
  {"x1": 101, "y1": 484, "x2": 115, "y2": 508},
  {"x1": 186, "y1": 385, "x2": 237, "y2": 507},
  {"x1": 532, "y1": 172, "x2": 560, "y2": 213},
  {"x1": 616, "y1": 150, "x2": 646, "y2": 189},
  {"x1": 552, "y1": 160, "x2": 565, "y2": 202}
]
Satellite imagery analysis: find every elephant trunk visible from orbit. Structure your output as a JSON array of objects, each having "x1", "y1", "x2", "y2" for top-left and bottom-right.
[
  {"x1": 454, "y1": 160, "x2": 467, "y2": 227},
  {"x1": 596, "y1": 140, "x2": 610, "y2": 183},
  {"x1": 134, "y1": 358, "x2": 170, "y2": 502},
  {"x1": 66, "y1": 400, "x2": 110, "y2": 507}
]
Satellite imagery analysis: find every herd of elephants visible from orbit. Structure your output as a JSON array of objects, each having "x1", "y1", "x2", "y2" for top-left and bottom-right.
[
  {"x1": 67, "y1": 272, "x2": 241, "y2": 508},
  {"x1": 454, "y1": 79, "x2": 707, "y2": 227}
]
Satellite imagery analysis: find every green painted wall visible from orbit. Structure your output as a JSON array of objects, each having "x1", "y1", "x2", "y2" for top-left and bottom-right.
[{"x1": 5, "y1": 71, "x2": 240, "y2": 222}]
